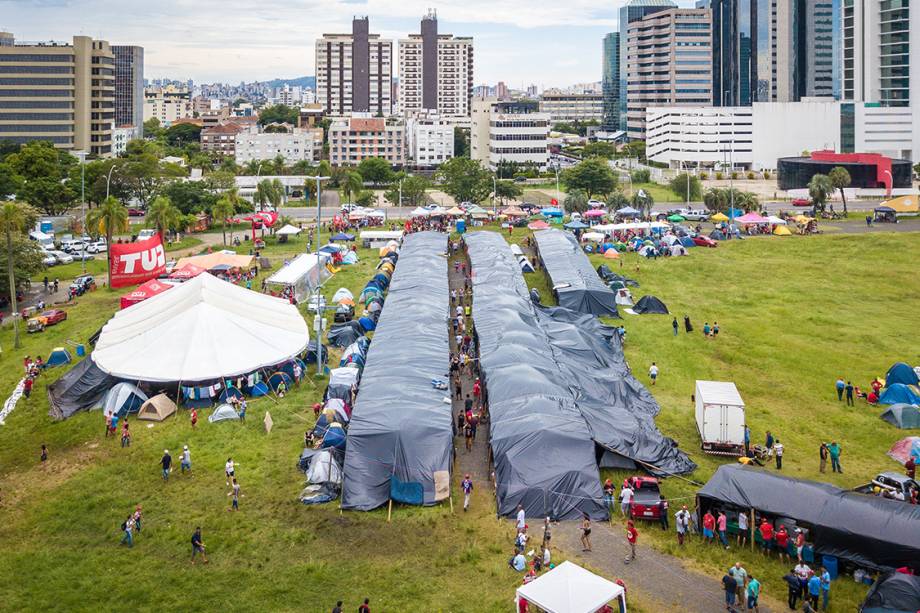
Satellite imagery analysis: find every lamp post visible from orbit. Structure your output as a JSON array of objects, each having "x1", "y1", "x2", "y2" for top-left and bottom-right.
[
  {"x1": 72, "y1": 150, "x2": 88, "y2": 273},
  {"x1": 492, "y1": 173, "x2": 497, "y2": 215},
  {"x1": 105, "y1": 164, "x2": 118, "y2": 199},
  {"x1": 552, "y1": 162, "x2": 560, "y2": 203},
  {"x1": 305, "y1": 174, "x2": 330, "y2": 376}
]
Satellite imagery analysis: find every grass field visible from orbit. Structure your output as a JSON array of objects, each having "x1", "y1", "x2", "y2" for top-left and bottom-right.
[{"x1": 0, "y1": 226, "x2": 916, "y2": 611}]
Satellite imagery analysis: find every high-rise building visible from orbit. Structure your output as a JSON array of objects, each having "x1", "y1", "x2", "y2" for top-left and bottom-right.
[
  {"x1": 769, "y1": 0, "x2": 840, "y2": 102},
  {"x1": 539, "y1": 90, "x2": 604, "y2": 122},
  {"x1": 601, "y1": 32, "x2": 620, "y2": 132},
  {"x1": 398, "y1": 11, "x2": 474, "y2": 117},
  {"x1": 711, "y1": 0, "x2": 770, "y2": 106},
  {"x1": 0, "y1": 33, "x2": 115, "y2": 156},
  {"x1": 626, "y1": 8, "x2": 712, "y2": 140},
  {"x1": 315, "y1": 17, "x2": 392, "y2": 116},
  {"x1": 495, "y1": 81, "x2": 509, "y2": 100},
  {"x1": 619, "y1": 0, "x2": 677, "y2": 129},
  {"x1": 471, "y1": 98, "x2": 549, "y2": 170},
  {"x1": 112, "y1": 45, "x2": 144, "y2": 134}
]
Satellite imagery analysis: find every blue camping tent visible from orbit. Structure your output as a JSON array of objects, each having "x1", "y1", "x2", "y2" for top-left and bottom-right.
[
  {"x1": 321, "y1": 423, "x2": 347, "y2": 450},
  {"x1": 341, "y1": 251, "x2": 358, "y2": 265},
  {"x1": 679, "y1": 236, "x2": 695, "y2": 248},
  {"x1": 219, "y1": 386, "x2": 244, "y2": 403},
  {"x1": 542, "y1": 207, "x2": 563, "y2": 218},
  {"x1": 372, "y1": 273, "x2": 390, "y2": 288},
  {"x1": 886, "y1": 362, "x2": 919, "y2": 387},
  {"x1": 330, "y1": 232, "x2": 355, "y2": 241},
  {"x1": 879, "y1": 383, "x2": 920, "y2": 406},
  {"x1": 268, "y1": 371, "x2": 294, "y2": 392},
  {"x1": 250, "y1": 381, "x2": 270, "y2": 397},
  {"x1": 100, "y1": 382, "x2": 148, "y2": 417},
  {"x1": 564, "y1": 220, "x2": 589, "y2": 229},
  {"x1": 47, "y1": 347, "x2": 72, "y2": 367},
  {"x1": 358, "y1": 316, "x2": 376, "y2": 332}
]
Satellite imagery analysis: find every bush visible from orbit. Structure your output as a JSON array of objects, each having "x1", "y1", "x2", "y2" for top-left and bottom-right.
[
  {"x1": 730, "y1": 171, "x2": 739, "y2": 180},
  {"x1": 715, "y1": 172, "x2": 724, "y2": 180},
  {"x1": 746, "y1": 171, "x2": 756, "y2": 180},
  {"x1": 763, "y1": 170, "x2": 771, "y2": 180},
  {"x1": 630, "y1": 169, "x2": 651, "y2": 183},
  {"x1": 699, "y1": 172, "x2": 709, "y2": 180},
  {"x1": 667, "y1": 172, "x2": 702, "y2": 201}
]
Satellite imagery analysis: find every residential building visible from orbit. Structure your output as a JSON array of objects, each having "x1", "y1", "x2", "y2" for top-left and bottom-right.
[
  {"x1": 406, "y1": 113, "x2": 458, "y2": 167},
  {"x1": 144, "y1": 85, "x2": 192, "y2": 126},
  {"x1": 626, "y1": 8, "x2": 712, "y2": 140},
  {"x1": 272, "y1": 84, "x2": 302, "y2": 106},
  {"x1": 471, "y1": 98, "x2": 549, "y2": 170},
  {"x1": 0, "y1": 33, "x2": 115, "y2": 156},
  {"x1": 495, "y1": 81, "x2": 509, "y2": 100},
  {"x1": 298, "y1": 104, "x2": 324, "y2": 128},
  {"x1": 601, "y1": 32, "x2": 620, "y2": 132},
  {"x1": 328, "y1": 115, "x2": 405, "y2": 166},
  {"x1": 315, "y1": 17, "x2": 392, "y2": 116},
  {"x1": 112, "y1": 45, "x2": 144, "y2": 136},
  {"x1": 539, "y1": 90, "x2": 604, "y2": 122},
  {"x1": 112, "y1": 124, "x2": 141, "y2": 156},
  {"x1": 397, "y1": 11, "x2": 474, "y2": 117},
  {"x1": 618, "y1": 0, "x2": 677, "y2": 129},
  {"x1": 201, "y1": 122, "x2": 246, "y2": 157},
  {"x1": 235, "y1": 126, "x2": 323, "y2": 165}
]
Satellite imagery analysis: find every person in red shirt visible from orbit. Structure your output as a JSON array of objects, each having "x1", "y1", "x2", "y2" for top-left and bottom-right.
[
  {"x1": 190, "y1": 408, "x2": 198, "y2": 428},
  {"x1": 23, "y1": 377, "x2": 33, "y2": 399},
  {"x1": 702, "y1": 510, "x2": 716, "y2": 545},
  {"x1": 625, "y1": 520, "x2": 638, "y2": 564},
  {"x1": 759, "y1": 518, "x2": 774, "y2": 555},
  {"x1": 905, "y1": 456, "x2": 916, "y2": 480},
  {"x1": 472, "y1": 378, "x2": 481, "y2": 400},
  {"x1": 775, "y1": 525, "x2": 789, "y2": 563}
]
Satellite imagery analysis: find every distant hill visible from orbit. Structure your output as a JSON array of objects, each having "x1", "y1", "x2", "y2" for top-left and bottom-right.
[{"x1": 265, "y1": 76, "x2": 315, "y2": 89}]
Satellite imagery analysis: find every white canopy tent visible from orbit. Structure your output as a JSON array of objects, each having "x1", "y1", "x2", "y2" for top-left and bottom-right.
[
  {"x1": 515, "y1": 561, "x2": 627, "y2": 613},
  {"x1": 275, "y1": 224, "x2": 303, "y2": 236},
  {"x1": 592, "y1": 222, "x2": 669, "y2": 233},
  {"x1": 93, "y1": 273, "x2": 309, "y2": 383},
  {"x1": 264, "y1": 253, "x2": 330, "y2": 302}
]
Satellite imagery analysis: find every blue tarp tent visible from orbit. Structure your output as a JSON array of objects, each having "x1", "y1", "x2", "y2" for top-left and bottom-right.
[
  {"x1": 886, "y1": 362, "x2": 919, "y2": 387},
  {"x1": 100, "y1": 382, "x2": 148, "y2": 417},
  {"x1": 330, "y1": 232, "x2": 355, "y2": 241},
  {"x1": 880, "y1": 383, "x2": 920, "y2": 406},
  {"x1": 322, "y1": 423, "x2": 346, "y2": 449},
  {"x1": 358, "y1": 316, "x2": 376, "y2": 331},
  {"x1": 280, "y1": 358, "x2": 308, "y2": 381},
  {"x1": 542, "y1": 207, "x2": 563, "y2": 218},
  {"x1": 47, "y1": 347, "x2": 72, "y2": 367},
  {"x1": 250, "y1": 381, "x2": 270, "y2": 397},
  {"x1": 219, "y1": 387, "x2": 243, "y2": 403},
  {"x1": 679, "y1": 236, "x2": 695, "y2": 248}
]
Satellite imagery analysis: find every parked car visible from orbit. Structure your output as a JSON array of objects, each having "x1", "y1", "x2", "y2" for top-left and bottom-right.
[
  {"x1": 587, "y1": 199, "x2": 606, "y2": 209},
  {"x1": 624, "y1": 476, "x2": 664, "y2": 521},
  {"x1": 792, "y1": 198, "x2": 812, "y2": 207},
  {"x1": 49, "y1": 250, "x2": 73, "y2": 264},
  {"x1": 59, "y1": 239, "x2": 85, "y2": 253},
  {"x1": 26, "y1": 317, "x2": 46, "y2": 333},
  {"x1": 136, "y1": 228, "x2": 157, "y2": 242},
  {"x1": 854, "y1": 472, "x2": 919, "y2": 503},
  {"x1": 38, "y1": 309, "x2": 67, "y2": 326},
  {"x1": 86, "y1": 240, "x2": 107, "y2": 254},
  {"x1": 675, "y1": 208, "x2": 711, "y2": 221},
  {"x1": 693, "y1": 236, "x2": 719, "y2": 248},
  {"x1": 71, "y1": 251, "x2": 95, "y2": 262},
  {"x1": 41, "y1": 252, "x2": 58, "y2": 267},
  {"x1": 340, "y1": 203, "x2": 362, "y2": 213},
  {"x1": 127, "y1": 207, "x2": 145, "y2": 216},
  {"x1": 69, "y1": 275, "x2": 95, "y2": 296}
]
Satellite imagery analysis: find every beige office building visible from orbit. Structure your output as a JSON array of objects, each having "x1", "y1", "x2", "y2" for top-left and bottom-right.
[
  {"x1": 539, "y1": 91, "x2": 604, "y2": 122},
  {"x1": 0, "y1": 32, "x2": 115, "y2": 156},
  {"x1": 144, "y1": 85, "x2": 192, "y2": 126}
]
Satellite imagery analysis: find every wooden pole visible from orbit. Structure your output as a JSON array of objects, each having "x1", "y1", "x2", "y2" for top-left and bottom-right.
[
  {"x1": 387, "y1": 499, "x2": 393, "y2": 523},
  {"x1": 449, "y1": 495, "x2": 454, "y2": 514},
  {"x1": 750, "y1": 509, "x2": 755, "y2": 552}
]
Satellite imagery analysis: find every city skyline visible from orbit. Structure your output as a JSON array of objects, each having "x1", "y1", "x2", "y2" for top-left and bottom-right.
[{"x1": 2, "y1": 0, "x2": 696, "y2": 86}]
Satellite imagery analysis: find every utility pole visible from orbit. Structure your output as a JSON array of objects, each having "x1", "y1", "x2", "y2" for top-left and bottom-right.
[{"x1": 305, "y1": 174, "x2": 330, "y2": 376}]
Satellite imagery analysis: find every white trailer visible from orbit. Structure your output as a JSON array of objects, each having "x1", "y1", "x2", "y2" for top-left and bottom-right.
[
  {"x1": 359, "y1": 230, "x2": 404, "y2": 249},
  {"x1": 695, "y1": 380, "x2": 745, "y2": 455}
]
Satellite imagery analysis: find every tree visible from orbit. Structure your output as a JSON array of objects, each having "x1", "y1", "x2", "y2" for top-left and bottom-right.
[
  {"x1": 631, "y1": 189, "x2": 655, "y2": 218},
  {"x1": 164, "y1": 123, "x2": 202, "y2": 147},
  {"x1": 914, "y1": 162, "x2": 920, "y2": 179},
  {"x1": 0, "y1": 162, "x2": 22, "y2": 200},
  {"x1": 563, "y1": 189, "x2": 588, "y2": 214},
  {"x1": 257, "y1": 104, "x2": 298, "y2": 126},
  {"x1": 160, "y1": 181, "x2": 217, "y2": 215},
  {"x1": 0, "y1": 201, "x2": 38, "y2": 348},
  {"x1": 606, "y1": 191, "x2": 630, "y2": 209},
  {"x1": 357, "y1": 157, "x2": 394, "y2": 185},
  {"x1": 494, "y1": 180, "x2": 523, "y2": 205},
  {"x1": 435, "y1": 157, "x2": 492, "y2": 204},
  {"x1": 85, "y1": 196, "x2": 129, "y2": 287},
  {"x1": 828, "y1": 166, "x2": 852, "y2": 215},
  {"x1": 630, "y1": 168, "x2": 651, "y2": 184},
  {"x1": 122, "y1": 144, "x2": 184, "y2": 207},
  {"x1": 582, "y1": 141, "x2": 617, "y2": 159},
  {"x1": 203, "y1": 169, "x2": 237, "y2": 192},
  {"x1": 211, "y1": 195, "x2": 236, "y2": 245},
  {"x1": 622, "y1": 140, "x2": 646, "y2": 162},
  {"x1": 668, "y1": 172, "x2": 703, "y2": 202},
  {"x1": 453, "y1": 127, "x2": 470, "y2": 158},
  {"x1": 355, "y1": 190, "x2": 375, "y2": 207},
  {"x1": 384, "y1": 174, "x2": 430, "y2": 207},
  {"x1": 6, "y1": 141, "x2": 75, "y2": 215},
  {"x1": 143, "y1": 117, "x2": 165, "y2": 139},
  {"x1": 340, "y1": 171, "x2": 364, "y2": 204},
  {"x1": 562, "y1": 158, "x2": 618, "y2": 199},
  {"x1": 263, "y1": 124, "x2": 289, "y2": 134},
  {"x1": 703, "y1": 187, "x2": 760, "y2": 214},
  {"x1": 270, "y1": 154, "x2": 286, "y2": 175},
  {"x1": 807, "y1": 173, "x2": 834, "y2": 213},
  {"x1": 145, "y1": 195, "x2": 181, "y2": 239}
]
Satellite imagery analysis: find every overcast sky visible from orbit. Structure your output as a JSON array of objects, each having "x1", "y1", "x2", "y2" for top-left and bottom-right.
[{"x1": 1, "y1": 0, "x2": 691, "y2": 87}]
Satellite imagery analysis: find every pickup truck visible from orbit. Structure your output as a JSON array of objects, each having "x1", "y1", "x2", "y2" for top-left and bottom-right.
[
  {"x1": 854, "y1": 472, "x2": 919, "y2": 502},
  {"x1": 669, "y1": 208, "x2": 711, "y2": 221},
  {"x1": 624, "y1": 476, "x2": 664, "y2": 521}
]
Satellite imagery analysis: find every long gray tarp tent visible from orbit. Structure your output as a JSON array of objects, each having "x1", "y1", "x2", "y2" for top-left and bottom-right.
[
  {"x1": 341, "y1": 231, "x2": 452, "y2": 511},
  {"x1": 698, "y1": 464, "x2": 920, "y2": 571},
  {"x1": 467, "y1": 231, "x2": 695, "y2": 521},
  {"x1": 533, "y1": 229, "x2": 620, "y2": 317}
]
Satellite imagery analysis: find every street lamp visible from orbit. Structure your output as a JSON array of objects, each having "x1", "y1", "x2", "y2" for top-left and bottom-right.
[
  {"x1": 72, "y1": 150, "x2": 88, "y2": 273},
  {"x1": 105, "y1": 164, "x2": 118, "y2": 200},
  {"x1": 305, "y1": 174, "x2": 330, "y2": 376},
  {"x1": 492, "y1": 173, "x2": 497, "y2": 215}
]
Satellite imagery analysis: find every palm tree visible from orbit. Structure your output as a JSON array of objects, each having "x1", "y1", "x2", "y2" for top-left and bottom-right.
[
  {"x1": 0, "y1": 201, "x2": 37, "y2": 349},
  {"x1": 211, "y1": 195, "x2": 235, "y2": 246},
  {"x1": 254, "y1": 179, "x2": 276, "y2": 211},
  {"x1": 269, "y1": 178, "x2": 284, "y2": 208},
  {"x1": 828, "y1": 166, "x2": 852, "y2": 215},
  {"x1": 341, "y1": 171, "x2": 363, "y2": 204},
  {"x1": 145, "y1": 195, "x2": 180, "y2": 239},
  {"x1": 86, "y1": 196, "x2": 129, "y2": 288},
  {"x1": 807, "y1": 174, "x2": 834, "y2": 213}
]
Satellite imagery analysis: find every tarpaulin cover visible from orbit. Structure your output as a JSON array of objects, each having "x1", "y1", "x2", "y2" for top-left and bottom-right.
[
  {"x1": 47, "y1": 356, "x2": 121, "y2": 420},
  {"x1": 341, "y1": 231, "x2": 452, "y2": 511},
  {"x1": 632, "y1": 295, "x2": 669, "y2": 314},
  {"x1": 533, "y1": 229, "x2": 620, "y2": 318},
  {"x1": 467, "y1": 232, "x2": 695, "y2": 521},
  {"x1": 327, "y1": 321, "x2": 365, "y2": 348},
  {"x1": 861, "y1": 572, "x2": 920, "y2": 612},
  {"x1": 698, "y1": 464, "x2": 920, "y2": 570}
]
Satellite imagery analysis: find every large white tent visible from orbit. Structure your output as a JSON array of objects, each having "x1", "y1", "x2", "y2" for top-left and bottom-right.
[
  {"x1": 93, "y1": 273, "x2": 309, "y2": 383},
  {"x1": 264, "y1": 253, "x2": 330, "y2": 302},
  {"x1": 515, "y1": 562, "x2": 626, "y2": 613}
]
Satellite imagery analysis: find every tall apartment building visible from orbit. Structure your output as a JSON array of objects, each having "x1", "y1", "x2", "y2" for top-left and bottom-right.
[
  {"x1": 710, "y1": 0, "x2": 776, "y2": 106},
  {"x1": 765, "y1": 0, "x2": 840, "y2": 103},
  {"x1": 112, "y1": 45, "x2": 144, "y2": 134},
  {"x1": 601, "y1": 32, "x2": 620, "y2": 132},
  {"x1": 397, "y1": 11, "x2": 474, "y2": 117},
  {"x1": 328, "y1": 115, "x2": 405, "y2": 166},
  {"x1": 539, "y1": 90, "x2": 604, "y2": 122},
  {"x1": 235, "y1": 126, "x2": 323, "y2": 165},
  {"x1": 471, "y1": 98, "x2": 549, "y2": 170},
  {"x1": 201, "y1": 122, "x2": 246, "y2": 157},
  {"x1": 144, "y1": 85, "x2": 192, "y2": 126},
  {"x1": 619, "y1": 0, "x2": 677, "y2": 130},
  {"x1": 0, "y1": 33, "x2": 115, "y2": 156},
  {"x1": 315, "y1": 18, "x2": 392, "y2": 116},
  {"x1": 406, "y1": 113, "x2": 457, "y2": 167}
]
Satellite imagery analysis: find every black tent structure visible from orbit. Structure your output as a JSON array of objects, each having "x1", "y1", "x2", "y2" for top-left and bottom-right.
[
  {"x1": 533, "y1": 229, "x2": 620, "y2": 317},
  {"x1": 861, "y1": 572, "x2": 920, "y2": 612},
  {"x1": 327, "y1": 321, "x2": 365, "y2": 348},
  {"x1": 632, "y1": 295, "x2": 669, "y2": 314},
  {"x1": 47, "y1": 356, "x2": 122, "y2": 420},
  {"x1": 698, "y1": 465, "x2": 920, "y2": 571},
  {"x1": 341, "y1": 231, "x2": 452, "y2": 511},
  {"x1": 467, "y1": 231, "x2": 695, "y2": 521}
]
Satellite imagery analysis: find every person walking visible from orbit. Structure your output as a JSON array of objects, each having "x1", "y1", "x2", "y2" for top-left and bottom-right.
[
  {"x1": 703, "y1": 322, "x2": 711, "y2": 337},
  {"x1": 828, "y1": 441, "x2": 842, "y2": 473},
  {"x1": 759, "y1": 518, "x2": 774, "y2": 555},
  {"x1": 516, "y1": 505, "x2": 526, "y2": 534},
  {"x1": 619, "y1": 482, "x2": 634, "y2": 517},
  {"x1": 819, "y1": 566, "x2": 831, "y2": 611},
  {"x1": 648, "y1": 362, "x2": 659, "y2": 386},
  {"x1": 845, "y1": 381, "x2": 854, "y2": 406},
  {"x1": 744, "y1": 425, "x2": 751, "y2": 456},
  {"x1": 819, "y1": 443, "x2": 829, "y2": 473},
  {"x1": 191, "y1": 526, "x2": 208, "y2": 564},
  {"x1": 783, "y1": 568, "x2": 803, "y2": 610},
  {"x1": 684, "y1": 315, "x2": 693, "y2": 333},
  {"x1": 132, "y1": 505, "x2": 143, "y2": 535},
  {"x1": 675, "y1": 505, "x2": 690, "y2": 546},
  {"x1": 603, "y1": 479, "x2": 616, "y2": 513},
  {"x1": 835, "y1": 377, "x2": 845, "y2": 401},
  {"x1": 461, "y1": 474, "x2": 473, "y2": 511},
  {"x1": 121, "y1": 421, "x2": 131, "y2": 448},
  {"x1": 729, "y1": 562, "x2": 747, "y2": 606},
  {"x1": 40, "y1": 444, "x2": 48, "y2": 463},
  {"x1": 332, "y1": 601, "x2": 343, "y2": 613},
  {"x1": 713, "y1": 322, "x2": 720, "y2": 337},
  {"x1": 702, "y1": 510, "x2": 716, "y2": 545},
  {"x1": 746, "y1": 575, "x2": 762, "y2": 613},
  {"x1": 225, "y1": 458, "x2": 237, "y2": 485},
  {"x1": 774, "y1": 439, "x2": 784, "y2": 470},
  {"x1": 160, "y1": 449, "x2": 172, "y2": 481},
  {"x1": 806, "y1": 571, "x2": 821, "y2": 610},
  {"x1": 120, "y1": 514, "x2": 134, "y2": 548},
  {"x1": 190, "y1": 408, "x2": 198, "y2": 428},
  {"x1": 658, "y1": 495, "x2": 669, "y2": 531},
  {"x1": 180, "y1": 445, "x2": 191, "y2": 474},
  {"x1": 624, "y1": 520, "x2": 637, "y2": 564},
  {"x1": 672, "y1": 317, "x2": 679, "y2": 336},
  {"x1": 580, "y1": 513, "x2": 592, "y2": 552},
  {"x1": 228, "y1": 478, "x2": 241, "y2": 511},
  {"x1": 358, "y1": 598, "x2": 371, "y2": 613},
  {"x1": 722, "y1": 569, "x2": 738, "y2": 612}
]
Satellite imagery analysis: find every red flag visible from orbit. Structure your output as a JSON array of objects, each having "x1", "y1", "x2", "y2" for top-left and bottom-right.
[
  {"x1": 109, "y1": 235, "x2": 166, "y2": 288},
  {"x1": 550, "y1": 198, "x2": 558, "y2": 206}
]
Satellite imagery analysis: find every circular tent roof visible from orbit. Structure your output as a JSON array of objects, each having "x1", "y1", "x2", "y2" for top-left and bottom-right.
[{"x1": 94, "y1": 273, "x2": 309, "y2": 383}]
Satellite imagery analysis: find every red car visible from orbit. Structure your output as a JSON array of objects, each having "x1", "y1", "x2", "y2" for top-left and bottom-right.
[
  {"x1": 38, "y1": 309, "x2": 67, "y2": 326},
  {"x1": 792, "y1": 198, "x2": 812, "y2": 207},
  {"x1": 693, "y1": 235, "x2": 718, "y2": 248},
  {"x1": 127, "y1": 208, "x2": 145, "y2": 216},
  {"x1": 623, "y1": 476, "x2": 664, "y2": 521}
]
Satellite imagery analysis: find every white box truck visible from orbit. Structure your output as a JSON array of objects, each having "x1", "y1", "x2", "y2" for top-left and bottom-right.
[{"x1": 695, "y1": 380, "x2": 745, "y2": 455}]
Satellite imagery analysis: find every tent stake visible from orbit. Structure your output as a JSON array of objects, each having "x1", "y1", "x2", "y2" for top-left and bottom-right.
[{"x1": 387, "y1": 499, "x2": 393, "y2": 523}]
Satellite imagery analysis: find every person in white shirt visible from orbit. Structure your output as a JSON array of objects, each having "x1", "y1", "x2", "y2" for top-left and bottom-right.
[
  {"x1": 542, "y1": 546, "x2": 551, "y2": 567},
  {"x1": 225, "y1": 458, "x2": 237, "y2": 486},
  {"x1": 620, "y1": 484, "x2": 635, "y2": 516},
  {"x1": 774, "y1": 439, "x2": 785, "y2": 470},
  {"x1": 648, "y1": 362, "x2": 659, "y2": 385},
  {"x1": 737, "y1": 510, "x2": 749, "y2": 546},
  {"x1": 516, "y1": 505, "x2": 526, "y2": 533},
  {"x1": 180, "y1": 445, "x2": 191, "y2": 474}
]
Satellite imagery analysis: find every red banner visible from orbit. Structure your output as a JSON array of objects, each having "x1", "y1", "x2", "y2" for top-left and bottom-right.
[{"x1": 109, "y1": 235, "x2": 167, "y2": 288}]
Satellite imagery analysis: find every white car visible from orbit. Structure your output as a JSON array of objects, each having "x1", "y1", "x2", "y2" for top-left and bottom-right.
[
  {"x1": 136, "y1": 228, "x2": 157, "y2": 242},
  {"x1": 340, "y1": 203, "x2": 362, "y2": 213},
  {"x1": 86, "y1": 240, "x2": 107, "y2": 254},
  {"x1": 587, "y1": 199, "x2": 606, "y2": 209},
  {"x1": 49, "y1": 250, "x2": 74, "y2": 264},
  {"x1": 674, "y1": 208, "x2": 711, "y2": 221},
  {"x1": 59, "y1": 239, "x2": 85, "y2": 253},
  {"x1": 41, "y1": 252, "x2": 57, "y2": 267}
]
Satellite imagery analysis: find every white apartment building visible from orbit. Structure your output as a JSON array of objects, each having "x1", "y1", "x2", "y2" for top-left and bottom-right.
[
  {"x1": 328, "y1": 115, "x2": 405, "y2": 166},
  {"x1": 273, "y1": 84, "x2": 302, "y2": 106},
  {"x1": 112, "y1": 125, "x2": 141, "y2": 157},
  {"x1": 144, "y1": 85, "x2": 192, "y2": 126},
  {"x1": 471, "y1": 98, "x2": 549, "y2": 170},
  {"x1": 539, "y1": 91, "x2": 604, "y2": 122},
  {"x1": 398, "y1": 11, "x2": 474, "y2": 117},
  {"x1": 235, "y1": 127, "x2": 323, "y2": 165},
  {"x1": 406, "y1": 114, "x2": 461, "y2": 167},
  {"x1": 315, "y1": 18, "x2": 392, "y2": 116}
]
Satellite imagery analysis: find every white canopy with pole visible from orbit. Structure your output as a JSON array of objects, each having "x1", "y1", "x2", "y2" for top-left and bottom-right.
[{"x1": 515, "y1": 561, "x2": 627, "y2": 613}]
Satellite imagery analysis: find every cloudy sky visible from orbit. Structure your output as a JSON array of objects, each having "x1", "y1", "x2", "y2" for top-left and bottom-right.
[{"x1": 1, "y1": 0, "x2": 690, "y2": 87}]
